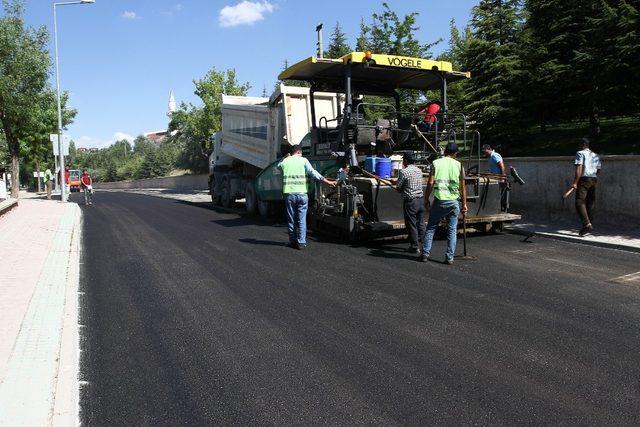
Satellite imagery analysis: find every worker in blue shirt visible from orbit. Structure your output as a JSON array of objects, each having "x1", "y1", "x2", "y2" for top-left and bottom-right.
[
  {"x1": 482, "y1": 144, "x2": 510, "y2": 211},
  {"x1": 482, "y1": 144, "x2": 506, "y2": 175}
]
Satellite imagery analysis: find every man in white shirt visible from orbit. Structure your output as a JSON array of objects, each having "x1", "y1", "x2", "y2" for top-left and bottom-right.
[{"x1": 572, "y1": 138, "x2": 601, "y2": 236}]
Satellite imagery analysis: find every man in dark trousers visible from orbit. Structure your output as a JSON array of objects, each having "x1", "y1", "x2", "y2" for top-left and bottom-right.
[
  {"x1": 395, "y1": 152, "x2": 425, "y2": 253},
  {"x1": 278, "y1": 145, "x2": 335, "y2": 249},
  {"x1": 421, "y1": 142, "x2": 467, "y2": 264},
  {"x1": 572, "y1": 138, "x2": 601, "y2": 236}
]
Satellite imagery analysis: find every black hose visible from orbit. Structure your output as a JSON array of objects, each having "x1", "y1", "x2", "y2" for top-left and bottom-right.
[{"x1": 372, "y1": 180, "x2": 381, "y2": 222}]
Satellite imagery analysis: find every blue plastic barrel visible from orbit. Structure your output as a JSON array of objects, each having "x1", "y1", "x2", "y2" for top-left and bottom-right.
[
  {"x1": 375, "y1": 157, "x2": 392, "y2": 178},
  {"x1": 364, "y1": 157, "x2": 377, "y2": 173}
]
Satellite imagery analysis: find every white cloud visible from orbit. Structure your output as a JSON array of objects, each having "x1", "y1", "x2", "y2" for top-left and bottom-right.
[
  {"x1": 175, "y1": 3, "x2": 183, "y2": 12},
  {"x1": 219, "y1": 1, "x2": 274, "y2": 28},
  {"x1": 74, "y1": 132, "x2": 135, "y2": 149},
  {"x1": 121, "y1": 11, "x2": 137, "y2": 20},
  {"x1": 113, "y1": 132, "x2": 134, "y2": 143}
]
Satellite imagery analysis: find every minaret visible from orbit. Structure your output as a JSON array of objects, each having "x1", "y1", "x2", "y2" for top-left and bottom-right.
[{"x1": 168, "y1": 90, "x2": 176, "y2": 115}]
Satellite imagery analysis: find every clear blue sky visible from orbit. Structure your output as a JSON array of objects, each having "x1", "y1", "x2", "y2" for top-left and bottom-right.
[{"x1": 18, "y1": 0, "x2": 478, "y2": 148}]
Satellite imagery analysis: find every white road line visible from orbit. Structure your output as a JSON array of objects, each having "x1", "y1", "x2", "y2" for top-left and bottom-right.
[{"x1": 610, "y1": 271, "x2": 640, "y2": 284}]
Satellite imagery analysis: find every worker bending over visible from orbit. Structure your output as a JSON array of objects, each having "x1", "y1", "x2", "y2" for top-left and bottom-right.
[
  {"x1": 278, "y1": 145, "x2": 335, "y2": 249},
  {"x1": 421, "y1": 142, "x2": 467, "y2": 264},
  {"x1": 482, "y1": 144, "x2": 510, "y2": 210},
  {"x1": 572, "y1": 138, "x2": 601, "y2": 236},
  {"x1": 395, "y1": 152, "x2": 425, "y2": 254}
]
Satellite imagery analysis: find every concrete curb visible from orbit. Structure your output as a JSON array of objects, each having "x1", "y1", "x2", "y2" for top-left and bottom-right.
[
  {"x1": 0, "y1": 198, "x2": 18, "y2": 217},
  {"x1": 0, "y1": 203, "x2": 81, "y2": 426},
  {"x1": 52, "y1": 206, "x2": 82, "y2": 426},
  {"x1": 506, "y1": 226, "x2": 640, "y2": 254}
]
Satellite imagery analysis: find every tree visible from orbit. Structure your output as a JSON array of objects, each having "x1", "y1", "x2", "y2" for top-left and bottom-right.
[
  {"x1": 437, "y1": 19, "x2": 473, "y2": 113},
  {"x1": 193, "y1": 67, "x2": 251, "y2": 138},
  {"x1": 358, "y1": 3, "x2": 443, "y2": 110},
  {"x1": 355, "y1": 18, "x2": 370, "y2": 51},
  {"x1": 462, "y1": 0, "x2": 526, "y2": 148},
  {"x1": 521, "y1": 0, "x2": 640, "y2": 132},
  {"x1": 274, "y1": 59, "x2": 309, "y2": 90},
  {"x1": 133, "y1": 135, "x2": 155, "y2": 155},
  {"x1": 0, "y1": 0, "x2": 51, "y2": 197},
  {"x1": 324, "y1": 22, "x2": 351, "y2": 58},
  {"x1": 368, "y1": 2, "x2": 441, "y2": 58},
  {"x1": 22, "y1": 89, "x2": 76, "y2": 191},
  {"x1": 168, "y1": 67, "x2": 250, "y2": 173}
]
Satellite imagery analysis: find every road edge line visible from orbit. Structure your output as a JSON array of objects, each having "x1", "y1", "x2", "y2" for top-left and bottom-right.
[{"x1": 506, "y1": 227, "x2": 640, "y2": 254}]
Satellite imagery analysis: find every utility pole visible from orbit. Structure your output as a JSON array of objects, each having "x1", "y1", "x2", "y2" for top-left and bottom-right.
[
  {"x1": 53, "y1": 0, "x2": 95, "y2": 202},
  {"x1": 316, "y1": 23, "x2": 323, "y2": 58}
]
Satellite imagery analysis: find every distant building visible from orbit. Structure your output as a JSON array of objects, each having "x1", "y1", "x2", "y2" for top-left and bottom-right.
[
  {"x1": 144, "y1": 130, "x2": 169, "y2": 144},
  {"x1": 77, "y1": 147, "x2": 99, "y2": 153}
]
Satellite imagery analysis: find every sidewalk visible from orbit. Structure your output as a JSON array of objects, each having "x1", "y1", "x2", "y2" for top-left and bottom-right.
[
  {"x1": 507, "y1": 219, "x2": 640, "y2": 252},
  {"x1": 0, "y1": 192, "x2": 81, "y2": 425}
]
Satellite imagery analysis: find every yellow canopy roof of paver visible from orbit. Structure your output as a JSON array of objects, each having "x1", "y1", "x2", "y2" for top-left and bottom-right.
[{"x1": 278, "y1": 52, "x2": 471, "y2": 92}]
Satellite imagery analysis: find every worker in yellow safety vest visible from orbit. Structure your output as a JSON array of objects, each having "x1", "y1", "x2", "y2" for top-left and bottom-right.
[
  {"x1": 278, "y1": 145, "x2": 335, "y2": 249},
  {"x1": 420, "y1": 142, "x2": 467, "y2": 264}
]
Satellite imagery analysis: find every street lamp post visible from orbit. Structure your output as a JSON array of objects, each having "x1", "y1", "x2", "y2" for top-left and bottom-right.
[{"x1": 53, "y1": 0, "x2": 95, "y2": 202}]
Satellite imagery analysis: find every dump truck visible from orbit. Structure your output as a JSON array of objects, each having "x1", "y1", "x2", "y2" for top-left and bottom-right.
[
  {"x1": 209, "y1": 85, "x2": 342, "y2": 217},
  {"x1": 209, "y1": 51, "x2": 521, "y2": 240}
]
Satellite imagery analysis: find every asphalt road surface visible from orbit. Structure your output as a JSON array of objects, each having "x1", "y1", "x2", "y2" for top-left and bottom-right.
[{"x1": 77, "y1": 191, "x2": 640, "y2": 425}]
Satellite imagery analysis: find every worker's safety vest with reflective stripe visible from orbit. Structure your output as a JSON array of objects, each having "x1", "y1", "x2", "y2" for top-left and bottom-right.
[
  {"x1": 280, "y1": 155, "x2": 308, "y2": 194},
  {"x1": 432, "y1": 156, "x2": 461, "y2": 201}
]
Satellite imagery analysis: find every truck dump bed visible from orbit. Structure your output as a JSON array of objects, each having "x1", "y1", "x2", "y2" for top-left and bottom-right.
[
  {"x1": 219, "y1": 86, "x2": 342, "y2": 170},
  {"x1": 220, "y1": 95, "x2": 272, "y2": 169}
]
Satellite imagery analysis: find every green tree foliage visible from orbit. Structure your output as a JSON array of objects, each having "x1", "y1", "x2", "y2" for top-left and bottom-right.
[
  {"x1": 324, "y1": 22, "x2": 351, "y2": 58},
  {"x1": 461, "y1": 0, "x2": 526, "y2": 146},
  {"x1": 357, "y1": 3, "x2": 443, "y2": 111},
  {"x1": 0, "y1": 0, "x2": 51, "y2": 196},
  {"x1": 522, "y1": 0, "x2": 640, "y2": 131},
  {"x1": 355, "y1": 18, "x2": 370, "y2": 51},
  {"x1": 168, "y1": 103, "x2": 210, "y2": 173},
  {"x1": 21, "y1": 90, "x2": 76, "y2": 189},
  {"x1": 368, "y1": 2, "x2": 441, "y2": 58},
  {"x1": 168, "y1": 67, "x2": 250, "y2": 174},
  {"x1": 274, "y1": 59, "x2": 309, "y2": 90},
  {"x1": 193, "y1": 67, "x2": 251, "y2": 138},
  {"x1": 133, "y1": 135, "x2": 155, "y2": 156},
  {"x1": 437, "y1": 19, "x2": 473, "y2": 114}
]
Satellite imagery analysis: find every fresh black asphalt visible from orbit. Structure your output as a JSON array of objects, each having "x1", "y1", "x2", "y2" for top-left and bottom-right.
[{"x1": 77, "y1": 191, "x2": 640, "y2": 425}]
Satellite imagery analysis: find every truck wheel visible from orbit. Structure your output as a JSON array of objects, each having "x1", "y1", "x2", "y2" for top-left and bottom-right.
[
  {"x1": 245, "y1": 182, "x2": 258, "y2": 215},
  {"x1": 210, "y1": 178, "x2": 221, "y2": 206},
  {"x1": 221, "y1": 176, "x2": 233, "y2": 208},
  {"x1": 490, "y1": 221, "x2": 504, "y2": 234},
  {"x1": 257, "y1": 198, "x2": 272, "y2": 218}
]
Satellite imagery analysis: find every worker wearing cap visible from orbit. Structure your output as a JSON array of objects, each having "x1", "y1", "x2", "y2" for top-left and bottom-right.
[
  {"x1": 394, "y1": 152, "x2": 425, "y2": 254},
  {"x1": 482, "y1": 144, "x2": 505, "y2": 175},
  {"x1": 421, "y1": 142, "x2": 467, "y2": 264},
  {"x1": 278, "y1": 145, "x2": 335, "y2": 249}
]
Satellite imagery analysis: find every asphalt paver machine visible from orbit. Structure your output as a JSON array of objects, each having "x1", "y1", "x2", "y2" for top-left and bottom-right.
[{"x1": 266, "y1": 51, "x2": 520, "y2": 241}]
